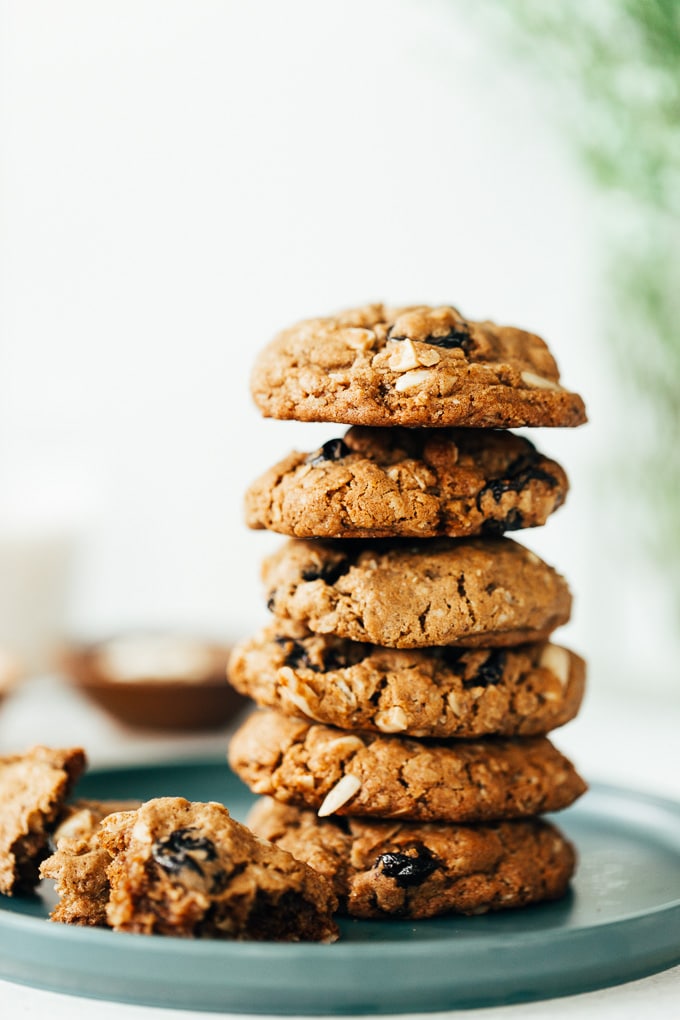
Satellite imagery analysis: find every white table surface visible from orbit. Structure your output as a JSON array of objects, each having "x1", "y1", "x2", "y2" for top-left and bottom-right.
[{"x1": 1, "y1": 673, "x2": 679, "y2": 1020}]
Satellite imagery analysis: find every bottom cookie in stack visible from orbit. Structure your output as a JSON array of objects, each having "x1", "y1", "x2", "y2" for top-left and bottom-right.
[{"x1": 247, "y1": 798, "x2": 576, "y2": 919}]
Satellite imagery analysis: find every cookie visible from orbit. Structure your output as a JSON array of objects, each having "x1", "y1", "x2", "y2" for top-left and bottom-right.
[
  {"x1": 251, "y1": 304, "x2": 586, "y2": 428},
  {"x1": 228, "y1": 710, "x2": 587, "y2": 823},
  {"x1": 98, "y1": 797, "x2": 338, "y2": 941},
  {"x1": 41, "y1": 799, "x2": 141, "y2": 926},
  {"x1": 228, "y1": 624, "x2": 586, "y2": 738},
  {"x1": 245, "y1": 427, "x2": 569, "y2": 539},
  {"x1": 248, "y1": 798, "x2": 576, "y2": 919},
  {"x1": 263, "y1": 537, "x2": 571, "y2": 648},
  {"x1": 0, "y1": 745, "x2": 86, "y2": 895}
]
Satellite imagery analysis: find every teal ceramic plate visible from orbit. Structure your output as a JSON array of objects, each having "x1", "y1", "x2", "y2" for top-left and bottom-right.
[{"x1": 1, "y1": 762, "x2": 679, "y2": 1014}]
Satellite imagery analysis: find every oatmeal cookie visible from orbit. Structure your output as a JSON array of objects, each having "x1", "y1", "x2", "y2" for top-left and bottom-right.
[
  {"x1": 228, "y1": 710, "x2": 587, "y2": 823},
  {"x1": 41, "y1": 799, "x2": 141, "y2": 925},
  {"x1": 248, "y1": 798, "x2": 576, "y2": 919},
  {"x1": 251, "y1": 304, "x2": 586, "y2": 428},
  {"x1": 263, "y1": 537, "x2": 572, "y2": 648},
  {"x1": 228, "y1": 625, "x2": 586, "y2": 738},
  {"x1": 0, "y1": 745, "x2": 86, "y2": 895},
  {"x1": 98, "y1": 797, "x2": 338, "y2": 941},
  {"x1": 245, "y1": 427, "x2": 569, "y2": 539}
]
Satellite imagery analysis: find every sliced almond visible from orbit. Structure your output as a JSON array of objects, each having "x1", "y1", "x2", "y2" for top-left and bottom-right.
[
  {"x1": 279, "y1": 671, "x2": 323, "y2": 721},
  {"x1": 323, "y1": 735, "x2": 365, "y2": 756},
  {"x1": 416, "y1": 347, "x2": 441, "y2": 366},
  {"x1": 387, "y1": 339, "x2": 420, "y2": 372},
  {"x1": 520, "y1": 370, "x2": 562, "y2": 391},
  {"x1": 539, "y1": 645, "x2": 571, "y2": 687},
  {"x1": 446, "y1": 691, "x2": 464, "y2": 716},
  {"x1": 282, "y1": 687, "x2": 318, "y2": 720},
  {"x1": 343, "y1": 327, "x2": 376, "y2": 351},
  {"x1": 374, "y1": 706, "x2": 409, "y2": 733},
  {"x1": 393, "y1": 369, "x2": 435, "y2": 392},
  {"x1": 335, "y1": 678, "x2": 357, "y2": 707},
  {"x1": 318, "y1": 774, "x2": 362, "y2": 817}
]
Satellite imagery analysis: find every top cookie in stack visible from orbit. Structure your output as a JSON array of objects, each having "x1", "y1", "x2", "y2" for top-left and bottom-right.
[
  {"x1": 228, "y1": 301, "x2": 587, "y2": 921},
  {"x1": 250, "y1": 303, "x2": 586, "y2": 429}
]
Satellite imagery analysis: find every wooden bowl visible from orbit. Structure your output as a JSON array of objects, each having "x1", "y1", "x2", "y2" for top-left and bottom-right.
[{"x1": 62, "y1": 632, "x2": 249, "y2": 731}]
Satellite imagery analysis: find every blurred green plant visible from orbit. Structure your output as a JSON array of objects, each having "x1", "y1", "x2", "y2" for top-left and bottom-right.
[{"x1": 478, "y1": 0, "x2": 680, "y2": 614}]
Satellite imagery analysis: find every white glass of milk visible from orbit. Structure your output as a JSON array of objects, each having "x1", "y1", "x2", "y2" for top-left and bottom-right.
[{"x1": 0, "y1": 497, "x2": 79, "y2": 677}]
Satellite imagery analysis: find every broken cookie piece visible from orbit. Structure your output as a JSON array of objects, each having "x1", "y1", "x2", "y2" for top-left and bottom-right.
[
  {"x1": 97, "y1": 797, "x2": 339, "y2": 941},
  {"x1": 41, "y1": 799, "x2": 141, "y2": 925},
  {"x1": 0, "y1": 745, "x2": 86, "y2": 895}
]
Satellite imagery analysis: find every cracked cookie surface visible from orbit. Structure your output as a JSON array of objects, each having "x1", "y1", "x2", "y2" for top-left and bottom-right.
[
  {"x1": 263, "y1": 537, "x2": 571, "y2": 648},
  {"x1": 245, "y1": 427, "x2": 569, "y2": 539},
  {"x1": 228, "y1": 624, "x2": 586, "y2": 738},
  {"x1": 228, "y1": 710, "x2": 587, "y2": 823},
  {"x1": 251, "y1": 304, "x2": 586, "y2": 428},
  {"x1": 248, "y1": 798, "x2": 576, "y2": 919},
  {"x1": 98, "y1": 797, "x2": 338, "y2": 940},
  {"x1": 0, "y1": 745, "x2": 86, "y2": 895}
]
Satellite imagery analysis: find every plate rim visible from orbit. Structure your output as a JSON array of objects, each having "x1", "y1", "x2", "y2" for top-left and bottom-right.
[
  {"x1": 1, "y1": 764, "x2": 679, "y2": 1013},
  {"x1": 4, "y1": 766, "x2": 679, "y2": 937}
]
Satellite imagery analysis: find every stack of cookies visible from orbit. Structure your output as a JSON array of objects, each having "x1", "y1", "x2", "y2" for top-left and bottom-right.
[{"x1": 228, "y1": 303, "x2": 588, "y2": 920}]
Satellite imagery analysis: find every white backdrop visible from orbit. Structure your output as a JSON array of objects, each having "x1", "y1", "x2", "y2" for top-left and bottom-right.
[{"x1": 1, "y1": 1, "x2": 672, "y2": 693}]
